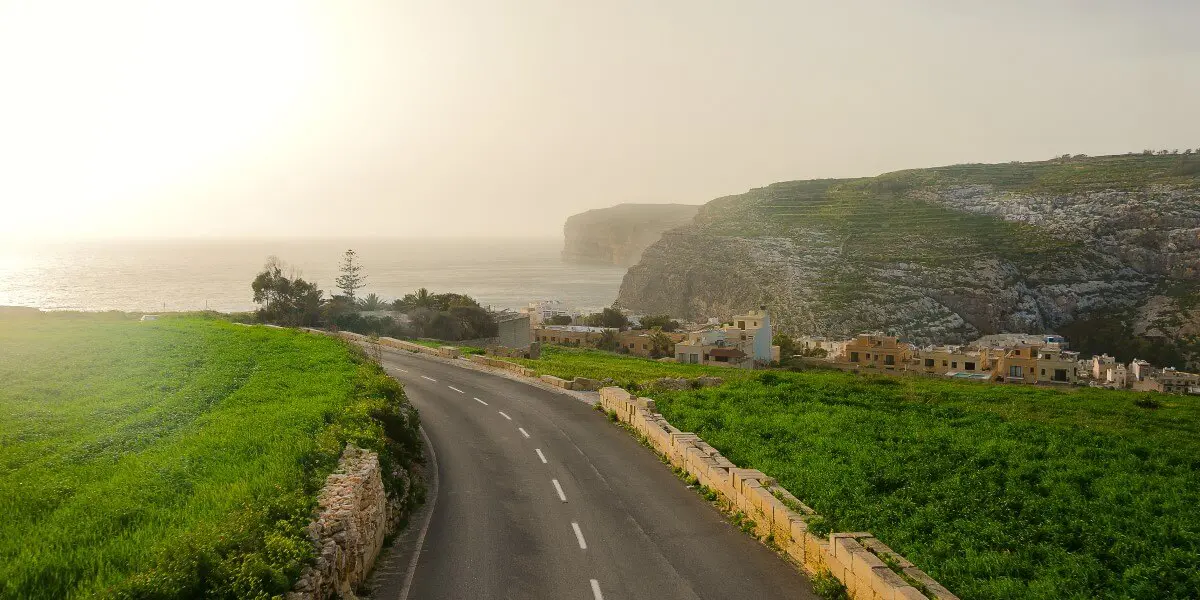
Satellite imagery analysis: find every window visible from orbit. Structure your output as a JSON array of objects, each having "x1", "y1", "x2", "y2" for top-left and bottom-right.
[
  {"x1": 1040, "y1": 369, "x2": 1046, "y2": 376},
  {"x1": 642, "y1": 343, "x2": 647, "y2": 350},
  {"x1": 885, "y1": 354, "x2": 895, "y2": 366},
  {"x1": 924, "y1": 359, "x2": 935, "y2": 367},
  {"x1": 951, "y1": 361, "x2": 957, "y2": 369},
  {"x1": 1054, "y1": 369, "x2": 1068, "y2": 382},
  {"x1": 738, "y1": 321, "x2": 746, "y2": 329},
  {"x1": 691, "y1": 353, "x2": 699, "y2": 363},
  {"x1": 1009, "y1": 365, "x2": 1023, "y2": 378},
  {"x1": 942, "y1": 360, "x2": 948, "y2": 367},
  {"x1": 1014, "y1": 350, "x2": 1021, "y2": 356},
  {"x1": 965, "y1": 362, "x2": 976, "y2": 371},
  {"x1": 850, "y1": 352, "x2": 860, "y2": 362}
]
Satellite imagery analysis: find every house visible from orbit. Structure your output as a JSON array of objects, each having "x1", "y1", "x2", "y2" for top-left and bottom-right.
[
  {"x1": 1143, "y1": 368, "x2": 1200, "y2": 394},
  {"x1": 1129, "y1": 359, "x2": 1153, "y2": 382},
  {"x1": 520, "y1": 300, "x2": 581, "y2": 327},
  {"x1": 1091, "y1": 354, "x2": 1118, "y2": 380},
  {"x1": 795, "y1": 336, "x2": 845, "y2": 359},
  {"x1": 617, "y1": 329, "x2": 685, "y2": 358},
  {"x1": 534, "y1": 325, "x2": 611, "y2": 347},
  {"x1": 673, "y1": 308, "x2": 780, "y2": 368},
  {"x1": 991, "y1": 344, "x2": 1077, "y2": 384},
  {"x1": 838, "y1": 334, "x2": 915, "y2": 372},
  {"x1": 913, "y1": 345, "x2": 993, "y2": 377}
]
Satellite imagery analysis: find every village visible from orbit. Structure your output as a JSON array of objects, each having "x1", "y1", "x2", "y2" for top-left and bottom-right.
[{"x1": 517, "y1": 300, "x2": 1200, "y2": 396}]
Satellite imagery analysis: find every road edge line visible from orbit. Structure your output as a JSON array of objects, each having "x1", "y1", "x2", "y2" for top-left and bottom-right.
[{"x1": 398, "y1": 425, "x2": 439, "y2": 600}]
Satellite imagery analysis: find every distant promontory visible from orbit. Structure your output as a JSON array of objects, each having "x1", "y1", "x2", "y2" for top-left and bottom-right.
[{"x1": 562, "y1": 203, "x2": 700, "y2": 267}]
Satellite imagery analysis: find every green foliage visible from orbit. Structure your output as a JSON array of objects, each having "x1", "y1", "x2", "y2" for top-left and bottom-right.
[
  {"x1": 812, "y1": 570, "x2": 850, "y2": 600},
  {"x1": 584, "y1": 307, "x2": 629, "y2": 329},
  {"x1": 334, "y1": 249, "x2": 367, "y2": 301},
  {"x1": 544, "y1": 314, "x2": 574, "y2": 326},
  {"x1": 639, "y1": 314, "x2": 680, "y2": 332},
  {"x1": 0, "y1": 314, "x2": 418, "y2": 600},
  {"x1": 1134, "y1": 394, "x2": 1162, "y2": 409},
  {"x1": 250, "y1": 257, "x2": 323, "y2": 326},
  {"x1": 651, "y1": 371, "x2": 1200, "y2": 599}
]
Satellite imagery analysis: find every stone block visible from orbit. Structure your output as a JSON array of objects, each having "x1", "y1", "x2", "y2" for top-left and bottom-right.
[
  {"x1": 572, "y1": 377, "x2": 601, "y2": 391},
  {"x1": 861, "y1": 538, "x2": 914, "y2": 569},
  {"x1": 902, "y1": 567, "x2": 958, "y2": 600},
  {"x1": 635, "y1": 397, "x2": 657, "y2": 411},
  {"x1": 894, "y1": 586, "x2": 930, "y2": 600},
  {"x1": 830, "y1": 533, "x2": 871, "y2": 559},
  {"x1": 866, "y1": 566, "x2": 910, "y2": 600},
  {"x1": 851, "y1": 546, "x2": 888, "y2": 575}
]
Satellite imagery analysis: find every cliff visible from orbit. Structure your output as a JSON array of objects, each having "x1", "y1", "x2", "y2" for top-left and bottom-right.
[
  {"x1": 618, "y1": 154, "x2": 1200, "y2": 368},
  {"x1": 562, "y1": 203, "x2": 700, "y2": 266}
]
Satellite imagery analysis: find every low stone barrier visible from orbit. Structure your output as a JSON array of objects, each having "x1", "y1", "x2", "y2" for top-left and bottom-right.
[
  {"x1": 598, "y1": 387, "x2": 957, "y2": 600},
  {"x1": 288, "y1": 445, "x2": 390, "y2": 600},
  {"x1": 540, "y1": 375, "x2": 572, "y2": 389},
  {"x1": 468, "y1": 354, "x2": 537, "y2": 377}
]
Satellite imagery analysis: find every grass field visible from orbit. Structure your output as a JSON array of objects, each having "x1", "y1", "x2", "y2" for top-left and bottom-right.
[
  {"x1": 510, "y1": 345, "x2": 744, "y2": 384},
  {"x1": 514, "y1": 347, "x2": 1200, "y2": 598},
  {"x1": 0, "y1": 313, "x2": 419, "y2": 600},
  {"x1": 655, "y1": 372, "x2": 1200, "y2": 600}
]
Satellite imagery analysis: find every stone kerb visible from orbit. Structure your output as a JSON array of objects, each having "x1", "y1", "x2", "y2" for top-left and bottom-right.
[
  {"x1": 539, "y1": 375, "x2": 573, "y2": 389},
  {"x1": 593, "y1": 386, "x2": 955, "y2": 600}
]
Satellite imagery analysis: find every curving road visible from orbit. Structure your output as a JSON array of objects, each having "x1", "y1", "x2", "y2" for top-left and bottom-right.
[{"x1": 374, "y1": 347, "x2": 817, "y2": 600}]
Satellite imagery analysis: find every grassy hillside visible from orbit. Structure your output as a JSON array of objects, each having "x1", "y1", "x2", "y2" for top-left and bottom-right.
[
  {"x1": 513, "y1": 348, "x2": 1200, "y2": 599},
  {"x1": 0, "y1": 313, "x2": 419, "y2": 600}
]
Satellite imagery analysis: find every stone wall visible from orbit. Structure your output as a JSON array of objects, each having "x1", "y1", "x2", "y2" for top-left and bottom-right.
[
  {"x1": 598, "y1": 387, "x2": 958, "y2": 600},
  {"x1": 288, "y1": 445, "x2": 390, "y2": 600},
  {"x1": 320, "y1": 329, "x2": 463, "y2": 359}
]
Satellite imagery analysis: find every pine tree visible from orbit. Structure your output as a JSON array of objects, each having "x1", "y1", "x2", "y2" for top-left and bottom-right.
[{"x1": 335, "y1": 249, "x2": 367, "y2": 302}]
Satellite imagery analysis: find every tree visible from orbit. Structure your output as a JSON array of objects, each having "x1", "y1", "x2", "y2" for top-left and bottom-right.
[
  {"x1": 640, "y1": 314, "x2": 680, "y2": 332},
  {"x1": 335, "y1": 249, "x2": 367, "y2": 302},
  {"x1": 544, "y1": 314, "x2": 573, "y2": 326},
  {"x1": 774, "y1": 333, "x2": 797, "y2": 361},
  {"x1": 594, "y1": 329, "x2": 620, "y2": 352},
  {"x1": 585, "y1": 307, "x2": 629, "y2": 329},
  {"x1": 358, "y1": 292, "x2": 386, "y2": 311},
  {"x1": 395, "y1": 287, "x2": 436, "y2": 311},
  {"x1": 647, "y1": 329, "x2": 675, "y2": 358},
  {"x1": 251, "y1": 257, "x2": 324, "y2": 326}
]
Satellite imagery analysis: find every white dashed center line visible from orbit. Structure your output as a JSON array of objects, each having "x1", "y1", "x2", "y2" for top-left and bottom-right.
[
  {"x1": 552, "y1": 479, "x2": 567, "y2": 502},
  {"x1": 590, "y1": 579, "x2": 604, "y2": 600},
  {"x1": 421, "y1": 376, "x2": 437, "y2": 382},
  {"x1": 474, "y1": 397, "x2": 488, "y2": 406},
  {"x1": 518, "y1": 427, "x2": 530, "y2": 439},
  {"x1": 535, "y1": 449, "x2": 547, "y2": 464},
  {"x1": 572, "y1": 522, "x2": 587, "y2": 549},
  {"x1": 397, "y1": 368, "x2": 409, "y2": 373},
  {"x1": 447, "y1": 386, "x2": 464, "y2": 394},
  {"x1": 498, "y1": 411, "x2": 512, "y2": 421}
]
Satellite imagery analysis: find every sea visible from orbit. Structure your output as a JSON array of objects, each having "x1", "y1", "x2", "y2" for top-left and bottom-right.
[{"x1": 0, "y1": 238, "x2": 627, "y2": 314}]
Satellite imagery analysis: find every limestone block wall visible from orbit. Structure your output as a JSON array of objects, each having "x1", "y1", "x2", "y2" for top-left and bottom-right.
[
  {"x1": 288, "y1": 445, "x2": 390, "y2": 600},
  {"x1": 598, "y1": 387, "x2": 958, "y2": 600},
  {"x1": 468, "y1": 354, "x2": 538, "y2": 377}
]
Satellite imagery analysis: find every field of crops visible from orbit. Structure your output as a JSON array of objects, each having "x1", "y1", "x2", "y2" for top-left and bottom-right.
[
  {"x1": 653, "y1": 372, "x2": 1200, "y2": 600},
  {"x1": 0, "y1": 312, "x2": 419, "y2": 600}
]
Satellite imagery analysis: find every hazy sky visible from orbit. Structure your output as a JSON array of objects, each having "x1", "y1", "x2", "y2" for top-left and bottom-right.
[{"x1": 1, "y1": 1, "x2": 1197, "y2": 241}]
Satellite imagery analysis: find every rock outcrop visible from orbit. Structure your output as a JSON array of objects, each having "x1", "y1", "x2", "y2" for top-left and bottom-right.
[
  {"x1": 563, "y1": 203, "x2": 700, "y2": 266},
  {"x1": 618, "y1": 155, "x2": 1200, "y2": 368}
]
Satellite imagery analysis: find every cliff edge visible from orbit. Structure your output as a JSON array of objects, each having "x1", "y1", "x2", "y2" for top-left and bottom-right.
[
  {"x1": 562, "y1": 203, "x2": 700, "y2": 267},
  {"x1": 617, "y1": 154, "x2": 1200, "y2": 368}
]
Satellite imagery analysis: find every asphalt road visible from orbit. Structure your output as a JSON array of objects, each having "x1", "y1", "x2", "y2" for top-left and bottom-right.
[{"x1": 377, "y1": 348, "x2": 817, "y2": 600}]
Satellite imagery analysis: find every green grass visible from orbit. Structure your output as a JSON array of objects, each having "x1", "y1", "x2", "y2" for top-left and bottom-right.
[
  {"x1": 510, "y1": 345, "x2": 744, "y2": 384},
  {"x1": 0, "y1": 313, "x2": 419, "y2": 600},
  {"x1": 651, "y1": 370, "x2": 1200, "y2": 600}
]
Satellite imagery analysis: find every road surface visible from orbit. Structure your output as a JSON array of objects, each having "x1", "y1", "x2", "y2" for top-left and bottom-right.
[{"x1": 376, "y1": 348, "x2": 817, "y2": 600}]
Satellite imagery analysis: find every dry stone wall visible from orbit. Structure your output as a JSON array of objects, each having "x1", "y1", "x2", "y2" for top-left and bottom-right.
[{"x1": 288, "y1": 445, "x2": 390, "y2": 600}]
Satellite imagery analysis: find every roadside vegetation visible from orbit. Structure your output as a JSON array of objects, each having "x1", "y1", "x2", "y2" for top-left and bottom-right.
[{"x1": 0, "y1": 312, "x2": 421, "y2": 600}]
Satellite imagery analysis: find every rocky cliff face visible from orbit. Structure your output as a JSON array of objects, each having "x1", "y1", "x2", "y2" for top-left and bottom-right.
[
  {"x1": 563, "y1": 203, "x2": 700, "y2": 266},
  {"x1": 618, "y1": 155, "x2": 1200, "y2": 368}
]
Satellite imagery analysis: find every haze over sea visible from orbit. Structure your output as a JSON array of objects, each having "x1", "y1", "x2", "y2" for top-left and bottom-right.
[{"x1": 0, "y1": 238, "x2": 626, "y2": 314}]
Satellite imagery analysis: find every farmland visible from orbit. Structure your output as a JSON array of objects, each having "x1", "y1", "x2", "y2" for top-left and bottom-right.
[
  {"x1": 0, "y1": 312, "x2": 419, "y2": 600},
  {"x1": 655, "y1": 372, "x2": 1200, "y2": 599}
]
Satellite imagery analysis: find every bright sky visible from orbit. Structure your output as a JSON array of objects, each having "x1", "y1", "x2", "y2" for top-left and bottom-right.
[{"x1": 1, "y1": 0, "x2": 1197, "y2": 241}]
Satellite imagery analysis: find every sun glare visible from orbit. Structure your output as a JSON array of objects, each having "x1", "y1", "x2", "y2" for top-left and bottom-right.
[{"x1": 0, "y1": 1, "x2": 320, "y2": 239}]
